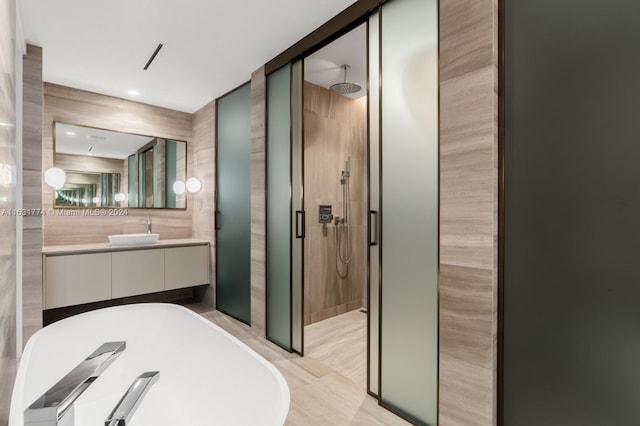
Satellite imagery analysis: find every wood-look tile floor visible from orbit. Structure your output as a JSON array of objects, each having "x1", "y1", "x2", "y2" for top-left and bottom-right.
[{"x1": 185, "y1": 304, "x2": 411, "y2": 426}]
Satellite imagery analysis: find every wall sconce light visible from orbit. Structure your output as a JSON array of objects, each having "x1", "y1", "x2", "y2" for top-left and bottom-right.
[
  {"x1": 173, "y1": 178, "x2": 201, "y2": 194},
  {"x1": 173, "y1": 180, "x2": 186, "y2": 195},
  {"x1": 44, "y1": 167, "x2": 66, "y2": 189},
  {"x1": 186, "y1": 177, "x2": 202, "y2": 193},
  {"x1": 114, "y1": 193, "x2": 126, "y2": 202}
]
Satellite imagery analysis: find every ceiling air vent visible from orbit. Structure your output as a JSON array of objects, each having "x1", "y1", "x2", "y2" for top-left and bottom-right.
[{"x1": 144, "y1": 43, "x2": 164, "y2": 70}]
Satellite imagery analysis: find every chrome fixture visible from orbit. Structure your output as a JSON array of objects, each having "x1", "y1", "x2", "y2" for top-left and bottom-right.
[
  {"x1": 138, "y1": 216, "x2": 152, "y2": 234},
  {"x1": 105, "y1": 371, "x2": 160, "y2": 426},
  {"x1": 319, "y1": 205, "x2": 333, "y2": 223},
  {"x1": 336, "y1": 158, "x2": 352, "y2": 279},
  {"x1": 24, "y1": 341, "x2": 126, "y2": 426},
  {"x1": 330, "y1": 64, "x2": 361, "y2": 95}
]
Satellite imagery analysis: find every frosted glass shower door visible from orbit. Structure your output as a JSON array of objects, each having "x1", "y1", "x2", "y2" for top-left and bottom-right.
[
  {"x1": 290, "y1": 60, "x2": 303, "y2": 354},
  {"x1": 266, "y1": 61, "x2": 303, "y2": 354},
  {"x1": 368, "y1": 10, "x2": 381, "y2": 397},
  {"x1": 266, "y1": 64, "x2": 292, "y2": 350},
  {"x1": 379, "y1": 0, "x2": 439, "y2": 423},
  {"x1": 216, "y1": 82, "x2": 252, "y2": 325}
]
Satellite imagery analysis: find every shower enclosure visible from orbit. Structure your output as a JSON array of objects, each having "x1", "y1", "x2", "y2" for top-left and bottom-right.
[
  {"x1": 301, "y1": 79, "x2": 367, "y2": 327},
  {"x1": 265, "y1": 0, "x2": 438, "y2": 423}
]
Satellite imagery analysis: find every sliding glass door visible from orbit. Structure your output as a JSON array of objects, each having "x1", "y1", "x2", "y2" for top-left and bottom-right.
[
  {"x1": 377, "y1": 0, "x2": 439, "y2": 423},
  {"x1": 368, "y1": 10, "x2": 381, "y2": 398},
  {"x1": 216, "y1": 82, "x2": 252, "y2": 324},
  {"x1": 503, "y1": 1, "x2": 640, "y2": 423},
  {"x1": 264, "y1": 3, "x2": 439, "y2": 423},
  {"x1": 266, "y1": 61, "x2": 303, "y2": 353},
  {"x1": 290, "y1": 60, "x2": 303, "y2": 354}
]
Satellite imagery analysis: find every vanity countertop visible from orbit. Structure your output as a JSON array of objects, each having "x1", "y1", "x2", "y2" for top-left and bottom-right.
[{"x1": 43, "y1": 238, "x2": 210, "y2": 256}]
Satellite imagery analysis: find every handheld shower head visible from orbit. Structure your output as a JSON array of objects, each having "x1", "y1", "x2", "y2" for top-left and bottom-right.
[{"x1": 341, "y1": 158, "x2": 351, "y2": 179}]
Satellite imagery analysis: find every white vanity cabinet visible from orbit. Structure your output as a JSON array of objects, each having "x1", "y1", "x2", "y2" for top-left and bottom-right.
[
  {"x1": 164, "y1": 245, "x2": 209, "y2": 290},
  {"x1": 44, "y1": 253, "x2": 112, "y2": 309},
  {"x1": 43, "y1": 240, "x2": 210, "y2": 309},
  {"x1": 112, "y1": 249, "x2": 165, "y2": 298}
]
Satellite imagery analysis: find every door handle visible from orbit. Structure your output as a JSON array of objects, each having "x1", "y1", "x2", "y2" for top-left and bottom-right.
[
  {"x1": 215, "y1": 211, "x2": 221, "y2": 230},
  {"x1": 369, "y1": 210, "x2": 378, "y2": 246},
  {"x1": 295, "y1": 210, "x2": 305, "y2": 239}
]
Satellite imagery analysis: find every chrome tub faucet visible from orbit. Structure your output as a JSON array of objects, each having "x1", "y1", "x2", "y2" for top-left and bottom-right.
[{"x1": 24, "y1": 342, "x2": 126, "y2": 426}]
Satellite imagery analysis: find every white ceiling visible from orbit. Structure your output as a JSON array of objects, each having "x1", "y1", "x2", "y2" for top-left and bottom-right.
[
  {"x1": 304, "y1": 23, "x2": 367, "y2": 99},
  {"x1": 56, "y1": 123, "x2": 154, "y2": 159},
  {"x1": 20, "y1": 0, "x2": 357, "y2": 113}
]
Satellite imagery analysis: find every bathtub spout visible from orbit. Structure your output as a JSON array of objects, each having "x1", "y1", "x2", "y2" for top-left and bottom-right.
[
  {"x1": 105, "y1": 371, "x2": 160, "y2": 426},
  {"x1": 24, "y1": 341, "x2": 126, "y2": 426}
]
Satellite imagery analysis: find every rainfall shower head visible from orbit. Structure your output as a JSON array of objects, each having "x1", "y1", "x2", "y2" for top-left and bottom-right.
[{"x1": 330, "y1": 64, "x2": 361, "y2": 95}]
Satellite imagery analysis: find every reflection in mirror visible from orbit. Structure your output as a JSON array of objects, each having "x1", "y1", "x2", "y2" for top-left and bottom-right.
[
  {"x1": 55, "y1": 171, "x2": 121, "y2": 207},
  {"x1": 54, "y1": 123, "x2": 187, "y2": 208}
]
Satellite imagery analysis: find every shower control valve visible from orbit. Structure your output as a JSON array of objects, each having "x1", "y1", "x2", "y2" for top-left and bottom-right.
[{"x1": 319, "y1": 205, "x2": 333, "y2": 223}]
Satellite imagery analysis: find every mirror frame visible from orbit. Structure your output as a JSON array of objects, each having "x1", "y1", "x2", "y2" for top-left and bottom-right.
[{"x1": 52, "y1": 121, "x2": 189, "y2": 210}]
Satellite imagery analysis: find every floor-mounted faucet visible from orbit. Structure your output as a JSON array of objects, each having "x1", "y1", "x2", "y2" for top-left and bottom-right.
[
  {"x1": 138, "y1": 216, "x2": 152, "y2": 234},
  {"x1": 24, "y1": 342, "x2": 126, "y2": 426},
  {"x1": 105, "y1": 371, "x2": 160, "y2": 426}
]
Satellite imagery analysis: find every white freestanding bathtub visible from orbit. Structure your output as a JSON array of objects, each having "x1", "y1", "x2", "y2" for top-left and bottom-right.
[{"x1": 9, "y1": 303, "x2": 289, "y2": 425}]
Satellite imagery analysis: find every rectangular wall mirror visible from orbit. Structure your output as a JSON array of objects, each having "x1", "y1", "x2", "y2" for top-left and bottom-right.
[{"x1": 54, "y1": 123, "x2": 187, "y2": 209}]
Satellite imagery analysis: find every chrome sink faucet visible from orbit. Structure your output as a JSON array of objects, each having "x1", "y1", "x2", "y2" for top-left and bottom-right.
[{"x1": 138, "y1": 216, "x2": 152, "y2": 234}]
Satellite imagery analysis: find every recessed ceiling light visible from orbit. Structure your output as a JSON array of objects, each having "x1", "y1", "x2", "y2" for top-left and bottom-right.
[
  {"x1": 66, "y1": 131, "x2": 76, "y2": 136},
  {"x1": 128, "y1": 90, "x2": 140, "y2": 96}
]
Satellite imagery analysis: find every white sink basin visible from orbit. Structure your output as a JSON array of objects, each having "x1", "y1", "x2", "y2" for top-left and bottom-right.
[{"x1": 108, "y1": 233, "x2": 159, "y2": 246}]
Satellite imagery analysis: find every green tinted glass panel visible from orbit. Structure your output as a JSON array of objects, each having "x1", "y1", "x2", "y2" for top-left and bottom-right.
[
  {"x1": 290, "y1": 60, "x2": 303, "y2": 354},
  {"x1": 216, "y1": 83, "x2": 252, "y2": 324},
  {"x1": 128, "y1": 155, "x2": 136, "y2": 207},
  {"x1": 380, "y1": 0, "x2": 439, "y2": 423},
  {"x1": 165, "y1": 139, "x2": 176, "y2": 208},
  {"x1": 504, "y1": 1, "x2": 640, "y2": 423},
  {"x1": 266, "y1": 64, "x2": 292, "y2": 349},
  {"x1": 138, "y1": 151, "x2": 146, "y2": 207},
  {"x1": 153, "y1": 144, "x2": 159, "y2": 207},
  {"x1": 368, "y1": 10, "x2": 380, "y2": 396}
]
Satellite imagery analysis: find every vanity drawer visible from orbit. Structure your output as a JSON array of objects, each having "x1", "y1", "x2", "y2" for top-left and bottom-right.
[
  {"x1": 164, "y1": 245, "x2": 209, "y2": 290},
  {"x1": 44, "y1": 253, "x2": 111, "y2": 309},
  {"x1": 112, "y1": 249, "x2": 164, "y2": 298}
]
